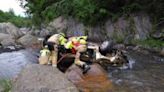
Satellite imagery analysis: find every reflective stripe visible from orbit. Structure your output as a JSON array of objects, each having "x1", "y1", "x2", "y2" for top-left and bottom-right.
[
  {"x1": 40, "y1": 49, "x2": 50, "y2": 56},
  {"x1": 65, "y1": 41, "x2": 73, "y2": 49},
  {"x1": 59, "y1": 36, "x2": 67, "y2": 45}
]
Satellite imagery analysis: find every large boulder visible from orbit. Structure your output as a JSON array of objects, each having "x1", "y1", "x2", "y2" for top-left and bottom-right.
[
  {"x1": 12, "y1": 64, "x2": 79, "y2": 92},
  {"x1": 0, "y1": 33, "x2": 16, "y2": 46},
  {"x1": 0, "y1": 33, "x2": 13, "y2": 42},
  {"x1": 88, "y1": 26, "x2": 107, "y2": 42},
  {"x1": 47, "y1": 14, "x2": 153, "y2": 44},
  {"x1": 1, "y1": 38, "x2": 16, "y2": 46},
  {"x1": 48, "y1": 16, "x2": 67, "y2": 33},
  {"x1": 39, "y1": 29, "x2": 50, "y2": 37},
  {"x1": 133, "y1": 14, "x2": 152, "y2": 40},
  {"x1": 66, "y1": 18, "x2": 85, "y2": 36},
  {"x1": 0, "y1": 22, "x2": 24, "y2": 39},
  {"x1": 105, "y1": 14, "x2": 152, "y2": 43},
  {"x1": 17, "y1": 34, "x2": 39, "y2": 47},
  {"x1": 47, "y1": 16, "x2": 85, "y2": 36},
  {"x1": 19, "y1": 27, "x2": 31, "y2": 35},
  {"x1": 65, "y1": 64, "x2": 113, "y2": 92}
]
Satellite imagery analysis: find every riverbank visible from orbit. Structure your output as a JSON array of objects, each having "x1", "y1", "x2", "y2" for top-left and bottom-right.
[{"x1": 0, "y1": 79, "x2": 12, "y2": 92}]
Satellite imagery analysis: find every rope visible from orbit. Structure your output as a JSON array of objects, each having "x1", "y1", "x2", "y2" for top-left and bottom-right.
[{"x1": 57, "y1": 53, "x2": 74, "y2": 64}]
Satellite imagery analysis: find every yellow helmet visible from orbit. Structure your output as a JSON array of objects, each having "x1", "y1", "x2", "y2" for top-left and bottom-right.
[
  {"x1": 77, "y1": 36, "x2": 87, "y2": 41},
  {"x1": 79, "y1": 39, "x2": 87, "y2": 45},
  {"x1": 59, "y1": 32, "x2": 65, "y2": 37}
]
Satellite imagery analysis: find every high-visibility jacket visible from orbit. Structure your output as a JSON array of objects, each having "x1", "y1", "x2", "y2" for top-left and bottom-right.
[
  {"x1": 65, "y1": 36, "x2": 87, "y2": 53},
  {"x1": 47, "y1": 34, "x2": 67, "y2": 45},
  {"x1": 40, "y1": 48, "x2": 50, "y2": 56}
]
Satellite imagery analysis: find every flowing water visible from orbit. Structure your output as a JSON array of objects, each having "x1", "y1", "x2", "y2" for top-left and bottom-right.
[
  {"x1": 0, "y1": 48, "x2": 163, "y2": 92},
  {"x1": 108, "y1": 50, "x2": 164, "y2": 92},
  {"x1": 0, "y1": 49, "x2": 38, "y2": 79}
]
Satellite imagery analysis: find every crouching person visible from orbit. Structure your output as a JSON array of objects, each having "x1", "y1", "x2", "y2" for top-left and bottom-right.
[
  {"x1": 65, "y1": 36, "x2": 91, "y2": 74},
  {"x1": 38, "y1": 33, "x2": 67, "y2": 67}
]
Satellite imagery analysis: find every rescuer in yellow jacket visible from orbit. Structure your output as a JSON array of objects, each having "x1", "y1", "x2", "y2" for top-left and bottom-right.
[
  {"x1": 39, "y1": 33, "x2": 67, "y2": 67},
  {"x1": 65, "y1": 36, "x2": 90, "y2": 74}
]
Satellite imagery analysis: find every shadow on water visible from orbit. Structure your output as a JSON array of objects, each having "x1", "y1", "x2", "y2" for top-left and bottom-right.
[
  {"x1": 0, "y1": 49, "x2": 38, "y2": 79},
  {"x1": 108, "y1": 50, "x2": 164, "y2": 92}
]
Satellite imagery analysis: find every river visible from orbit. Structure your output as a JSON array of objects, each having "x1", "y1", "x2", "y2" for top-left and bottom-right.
[
  {"x1": 0, "y1": 49, "x2": 38, "y2": 79},
  {"x1": 0, "y1": 49, "x2": 163, "y2": 92},
  {"x1": 109, "y1": 50, "x2": 164, "y2": 92}
]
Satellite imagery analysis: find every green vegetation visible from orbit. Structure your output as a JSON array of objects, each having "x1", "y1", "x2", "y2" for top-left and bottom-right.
[
  {"x1": 19, "y1": 0, "x2": 163, "y2": 27},
  {"x1": 133, "y1": 38, "x2": 164, "y2": 49},
  {"x1": 0, "y1": 9, "x2": 32, "y2": 28},
  {"x1": 0, "y1": 79, "x2": 12, "y2": 92}
]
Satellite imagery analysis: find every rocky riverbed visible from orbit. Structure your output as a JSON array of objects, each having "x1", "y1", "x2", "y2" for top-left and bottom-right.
[
  {"x1": 109, "y1": 49, "x2": 164, "y2": 92},
  {"x1": 0, "y1": 46, "x2": 164, "y2": 92}
]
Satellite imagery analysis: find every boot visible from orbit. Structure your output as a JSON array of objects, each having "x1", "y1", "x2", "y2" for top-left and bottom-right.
[{"x1": 82, "y1": 64, "x2": 91, "y2": 74}]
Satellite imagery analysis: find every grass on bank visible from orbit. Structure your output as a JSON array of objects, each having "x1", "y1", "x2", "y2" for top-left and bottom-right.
[
  {"x1": 132, "y1": 38, "x2": 164, "y2": 49},
  {"x1": 0, "y1": 79, "x2": 12, "y2": 92}
]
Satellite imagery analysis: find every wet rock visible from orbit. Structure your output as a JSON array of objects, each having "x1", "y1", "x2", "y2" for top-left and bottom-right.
[
  {"x1": 113, "y1": 44, "x2": 126, "y2": 50},
  {"x1": 17, "y1": 34, "x2": 39, "y2": 47},
  {"x1": 12, "y1": 64, "x2": 79, "y2": 92},
  {"x1": 4, "y1": 46, "x2": 16, "y2": 50},
  {"x1": 133, "y1": 45, "x2": 142, "y2": 51},
  {"x1": 152, "y1": 32, "x2": 163, "y2": 39},
  {"x1": 0, "y1": 45, "x2": 24, "y2": 54},
  {"x1": 0, "y1": 22, "x2": 24, "y2": 39},
  {"x1": 65, "y1": 64, "x2": 112, "y2": 92},
  {"x1": 126, "y1": 45, "x2": 135, "y2": 50}
]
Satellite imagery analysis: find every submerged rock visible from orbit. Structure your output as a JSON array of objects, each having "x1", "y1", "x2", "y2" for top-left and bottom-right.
[{"x1": 65, "y1": 64, "x2": 113, "y2": 92}]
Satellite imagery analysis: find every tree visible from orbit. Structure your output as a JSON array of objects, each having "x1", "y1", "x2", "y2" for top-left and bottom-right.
[
  {"x1": 0, "y1": 9, "x2": 32, "y2": 27},
  {"x1": 19, "y1": 0, "x2": 164, "y2": 27}
]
